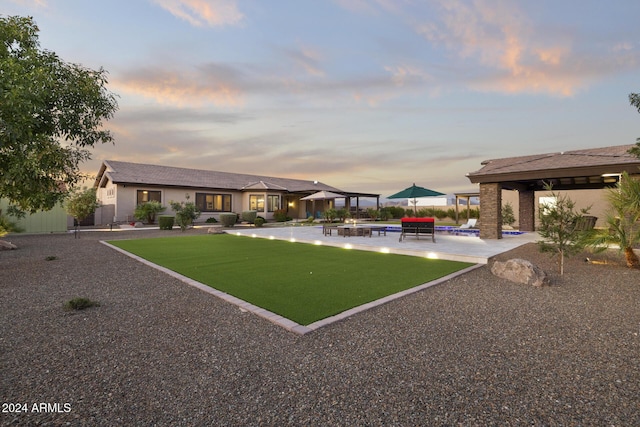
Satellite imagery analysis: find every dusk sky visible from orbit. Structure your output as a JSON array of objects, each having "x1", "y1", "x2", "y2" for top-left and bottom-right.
[{"x1": 4, "y1": 0, "x2": 640, "y2": 197}]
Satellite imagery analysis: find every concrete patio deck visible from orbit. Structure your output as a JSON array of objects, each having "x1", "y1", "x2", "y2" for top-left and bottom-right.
[{"x1": 230, "y1": 224, "x2": 539, "y2": 264}]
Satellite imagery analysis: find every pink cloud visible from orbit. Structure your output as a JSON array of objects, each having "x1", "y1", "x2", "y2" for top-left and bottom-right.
[{"x1": 151, "y1": 0, "x2": 243, "y2": 27}]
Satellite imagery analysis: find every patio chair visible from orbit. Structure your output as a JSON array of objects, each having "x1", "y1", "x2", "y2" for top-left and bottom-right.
[{"x1": 458, "y1": 218, "x2": 477, "y2": 229}]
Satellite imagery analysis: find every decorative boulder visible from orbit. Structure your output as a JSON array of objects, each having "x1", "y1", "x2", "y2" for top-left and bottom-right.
[
  {"x1": 491, "y1": 258, "x2": 548, "y2": 287},
  {"x1": 0, "y1": 240, "x2": 17, "y2": 250}
]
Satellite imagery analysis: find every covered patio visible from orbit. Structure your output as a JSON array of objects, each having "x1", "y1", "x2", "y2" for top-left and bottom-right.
[{"x1": 466, "y1": 144, "x2": 640, "y2": 239}]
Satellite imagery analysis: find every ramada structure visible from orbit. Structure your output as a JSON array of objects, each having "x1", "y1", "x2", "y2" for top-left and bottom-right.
[
  {"x1": 94, "y1": 160, "x2": 379, "y2": 224},
  {"x1": 467, "y1": 144, "x2": 640, "y2": 239}
]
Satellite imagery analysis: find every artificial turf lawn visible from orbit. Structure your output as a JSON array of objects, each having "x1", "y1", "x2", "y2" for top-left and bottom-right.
[{"x1": 109, "y1": 234, "x2": 473, "y2": 325}]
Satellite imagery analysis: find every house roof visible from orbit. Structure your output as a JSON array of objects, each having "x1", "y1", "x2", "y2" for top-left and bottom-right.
[
  {"x1": 467, "y1": 144, "x2": 640, "y2": 190},
  {"x1": 95, "y1": 160, "x2": 344, "y2": 194}
]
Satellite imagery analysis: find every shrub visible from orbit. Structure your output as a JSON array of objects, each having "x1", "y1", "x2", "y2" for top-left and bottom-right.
[
  {"x1": 273, "y1": 208, "x2": 288, "y2": 222},
  {"x1": 254, "y1": 217, "x2": 265, "y2": 227},
  {"x1": 64, "y1": 297, "x2": 100, "y2": 311},
  {"x1": 502, "y1": 202, "x2": 516, "y2": 226},
  {"x1": 586, "y1": 171, "x2": 640, "y2": 268},
  {"x1": 0, "y1": 210, "x2": 21, "y2": 238},
  {"x1": 379, "y1": 207, "x2": 392, "y2": 221},
  {"x1": 323, "y1": 208, "x2": 337, "y2": 222},
  {"x1": 134, "y1": 201, "x2": 166, "y2": 224},
  {"x1": 220, "y1": 213, "x2": 238, "y2": 227},
  {"x1": 388, "y1": 206, "x2": 405, "y2": 219},
  {"x1": 158, "y1": 215, "x2": 174, "y2": 230},
  {"x1": 366, "y1": 208, "x2": 379, "y2": 221},
  {"x1": 336, "y1": 208, "x2": 350, "y2": 222},
  {"x1": 446, "y1": 208, "x2": 457, "y2": 220},
  {"x1": 205, "y1": 217, "x2": 217, "y2": 223},
  {"x1": 434, "y1": 209, "x2": 448, "y2": 220},
  {"x1": 241, "y1": 210, "x2": 257, "y2": 223},
  {"x1": 169, "y1": 195, "x2": 200, "y2": 232}
]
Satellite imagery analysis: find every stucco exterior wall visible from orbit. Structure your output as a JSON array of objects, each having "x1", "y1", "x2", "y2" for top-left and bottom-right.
[{"x1": 501, "y1": 188, "x2": 612, "y2": 230}]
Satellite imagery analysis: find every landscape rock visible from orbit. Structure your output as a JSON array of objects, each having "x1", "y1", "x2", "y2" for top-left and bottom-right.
[
  {"x1": 0, "y1": 239, "x2": 18, "y2": 250},
  {"x1": 207, "y1": 226, "x2": 226, "y2": 234},
  {"x1": 134, "y1": 221, "x2": 145, "y2": 228},
  {"x1": 491, "y1": 258, "x2": 548, "y2": 287}
]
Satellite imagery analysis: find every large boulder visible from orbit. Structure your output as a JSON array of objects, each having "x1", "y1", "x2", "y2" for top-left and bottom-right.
[{"x1": 491, "y1": 258, "x2": 548, "y2": 287}]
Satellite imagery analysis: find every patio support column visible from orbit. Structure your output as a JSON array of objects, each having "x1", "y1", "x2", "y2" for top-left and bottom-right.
[
  {"x1": 479, "y1": 182, "x2": 502, "y2": 239},
  {"x1": 518, "y1": 190, "x2": 536, "y2": 232}
]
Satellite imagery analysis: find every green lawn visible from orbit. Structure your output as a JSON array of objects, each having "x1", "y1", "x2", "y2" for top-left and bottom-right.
[{"x1": 109, "y1": 234, "x2": 473, "y2": 325}]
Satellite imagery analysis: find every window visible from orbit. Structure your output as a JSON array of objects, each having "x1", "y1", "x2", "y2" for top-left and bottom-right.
[
  {"x1": 137, "y1": 190, "x2": 161, "y2": 205},
  {"x1": 195, "y1": 193, "x2": 232, "y2": 212},
  {"x1": 249, "y1": 195, "x2": 265, "y2": 212},
  {"x1": 267, "y1": 195, "x2": 280, "y2": 212}
]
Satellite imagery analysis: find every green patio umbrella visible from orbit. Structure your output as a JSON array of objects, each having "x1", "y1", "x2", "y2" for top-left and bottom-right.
[{"x1": 387, "y1": 183, "x2": 445, "y2": 214}]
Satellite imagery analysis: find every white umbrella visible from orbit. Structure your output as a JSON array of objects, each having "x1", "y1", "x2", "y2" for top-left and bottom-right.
[{"x1": 300, "y1": 190, "x2": 345, "y2": 200}]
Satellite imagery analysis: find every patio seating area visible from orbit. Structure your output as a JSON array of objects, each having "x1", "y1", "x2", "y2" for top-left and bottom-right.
[{"x1": 232, "y1": 224, "x2": 538, "y2": 264}]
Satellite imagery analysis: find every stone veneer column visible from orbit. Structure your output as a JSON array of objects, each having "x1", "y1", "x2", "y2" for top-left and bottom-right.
[
  {"x1": 479, "y1": 182, "x2": 502, "y2": 239},
  {"x1": 518, "y1": 190, "x2": 535, "y2": 232}
]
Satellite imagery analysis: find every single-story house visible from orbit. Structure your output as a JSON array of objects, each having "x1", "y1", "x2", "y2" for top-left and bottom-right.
[
  {"x1": 93, "y1": 160, "x2": 379, "y2": 224},
  {"x1": 466, "y1": 144, "x2": 640, "y2": 239}
]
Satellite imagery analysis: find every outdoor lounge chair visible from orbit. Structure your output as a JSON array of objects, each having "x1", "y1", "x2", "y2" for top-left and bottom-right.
[{"x1": 458, "y1": 218, "x2": 477, "y2": 229}]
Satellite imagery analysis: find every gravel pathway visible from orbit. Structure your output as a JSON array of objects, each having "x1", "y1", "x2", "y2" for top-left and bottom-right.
[{"x1": 1, "y1": 229, "x2": 639, "y2": 426}]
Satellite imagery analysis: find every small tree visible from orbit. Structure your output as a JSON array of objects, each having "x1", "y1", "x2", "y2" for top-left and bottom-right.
[
  {"x1": 502, "y1": 202, "x2": 516, "y2": 227},
  {"x1": 134, "y1": 201, "x2": 165, "y2": 224},
  {"x1": 170, "y1": 195, "x2": 200, "y2": 231},
  {"x1": 537, "y1": 186, "x2": 591, "y2": 276},
  {"x1": 65, "y1": 187, "x2": 100, "y2": 238},
  {"x1": 0, "y1": 16, "x2": 118, "y2": 215},
  {"x1": 586, "y1": 172, "x2": 640, "y2": 268}
]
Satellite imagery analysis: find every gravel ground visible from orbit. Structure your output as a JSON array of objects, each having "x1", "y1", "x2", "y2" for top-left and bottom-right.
[{"x1": 1, "y1": 229, "x2": 639, "y2": 426}]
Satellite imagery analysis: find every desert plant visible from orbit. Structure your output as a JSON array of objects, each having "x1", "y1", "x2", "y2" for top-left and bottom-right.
[
  {"x1": 134, "y1": 200, "x2": 165, "y2": 224},
  {"x1": 45, "y1": 255, "x2": 58, "y2": 261},
  {"x1": 241, "y1": 210, "x2": 257, "y2": 223},
  {"x1": 323, "y1": 208, "x2": 337, "y2": 222},
  {"x1": 170, "y1": 195, "x2": 200, "y2": 231},
  {"x1": 220, "y1": 213, "x2": 238, "y2": 227},
  {"x1": 446, "y1": 208, "x2": 457, "y2": 221},
  {"x1": 336, "y1": 208, "x2": 351, "y2": 222},
  {"x1": 502, "y1": 202, "x2": 516, "y2": 226},
  {"x1": 366, "y1": 208, "x2": 379, "y2": 221},
  {"x1": 537, "y1": 186, "x2": 591, "y2": 276},
  {"x1": 586, "y1": 172, "x2": 640, "y2": 268},
  {"x1": 433, "y1": 209, "x2": 448, "y2": 220},
  {"x1": 64, "y1": 297, "x2": 100, "y2": 311},
  {"x1": 158, "y1": 215, "x2": 175, "y2": 230}
]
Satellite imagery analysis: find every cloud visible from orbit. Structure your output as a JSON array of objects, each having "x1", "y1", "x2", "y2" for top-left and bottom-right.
[
  {"x1": 151, "y1": 0, "x2": 243, "y2": 27},
  {"x1": 112, "y1": 64, "x2": 244, "y2": 107},
  {"x1": 9, "y1": 0, "x2": 47, "y2": 7},
  {"x1": 413, "y1": 0, "x2": 640, "y2": 97},
  {"x1": 283, "y1": 46, "x2": 325, "y2": 77}
]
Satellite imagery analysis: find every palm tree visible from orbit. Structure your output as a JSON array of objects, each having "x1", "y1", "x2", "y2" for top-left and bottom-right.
[{"x1": 588, "y1": 172, "x2": 640, "y2": 268}]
